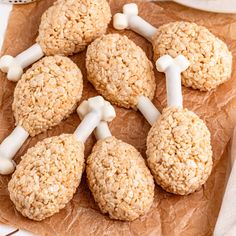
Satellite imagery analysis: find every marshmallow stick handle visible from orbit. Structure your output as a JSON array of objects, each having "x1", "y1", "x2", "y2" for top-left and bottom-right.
[
  {"x1": 15, "y1": 43, "x2": 44, "y2": 69},
  {"x1": 0, "y1": 125, "x2": 29, "y2": 175},
  {"x1": 137, "y1": 96, "x2": 160, "y2": 126},
  {"x1": 128, "y1": 15, "x2": 157, "y2": 42},
  {"x1": 0, "y1": 126, "x2": 29, "y2": 159},
  {"x1": 166, "y1": 67, "x2": 183, "y2": 108},
  {"x1": 94, "y1": 121, "x2": 112, "y2": 140},
  {"x1": 74, "y1": 111, "x2": 102, "y2": 143}
]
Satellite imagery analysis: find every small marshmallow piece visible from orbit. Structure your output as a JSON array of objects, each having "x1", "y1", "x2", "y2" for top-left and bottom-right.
[
  {"x1": 77, "y1": 101, "x2": 89, "y2": 120},
  {"x1": 113, "y1": 13, "x2": 129, "y2": 30},
  {"x1": 0, "y1": 125, "x2": 29, "y2": 175},
  {"x1": 75, "y1": 96, "x2": 116, "y2": 143},
  {"x1": 0, "y1": 159, "x2": 16, "y2": 175},
  {"x1": 137, "y1": 96, "x2": 160, "y2": 126},
  {"x1": 94, "y1": 121, "x2": 112, "y2": 140},
  {"x1": 155, "y1": 55, "x2": 174, "y2": 73},
  {"x1": 174, "y1": 55, "x2": 191, "y2": 72},
  {"x1": 77, "y1": 97, "x2": 116, "y2": 122},
  {"x1": 0, "y1": 55, "x2": 23, "y2": 81},
  {"x1": 7, "y1": 66, "x2": 23, "y2": 82},
  {"x1": 0, "y1": 43, "x2": 44, "y2": 82},
  {"x1": 156, "y1": 54, "x2": 190, "y2": 73},
  {"x1": 102, "y1": 101, "x2": 116, "y2": 122},
  {"x1": 156, "y1": 54, "x2": 190, "y2": 108},
  {"x1": 0, "y1": 55, "x2": 15, "y2": 73},
  {"x1": 87, "y1": 96, "x2": 105, "y2": 111},
  {"x1": 113, "y1": 3, "x2": 157, "y2": 41},
  {"x1": 123, "y1": 3, "x2": 139, "y2": 15}
]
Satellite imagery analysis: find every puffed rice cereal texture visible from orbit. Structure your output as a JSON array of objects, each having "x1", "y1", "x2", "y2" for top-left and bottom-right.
[
  {"x1": 152, "y1": 21, "x2": 232, "y2": 91},
  {"x1": 37, "y1": 0, "x2": 111, "y2": 56},
  {"x1": 86, "y1": 136, "x2": 155, "y2": 221},
  {"x1": 13, "y1": 55, "x2": 83, "y2": 136},
  {"x1": 8, "y1": 134, "x2": 84, "y2": 221},
  {"x1": 147, "y1": 107, "x2": 213, "y2": 195},
  {"x1": 86, "y1": 34, "x2": 156, "y2": 109}
]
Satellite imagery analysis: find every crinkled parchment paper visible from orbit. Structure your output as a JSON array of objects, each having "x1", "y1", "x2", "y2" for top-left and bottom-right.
[{"x1": 0, "y1": 0, "x2": 236, "y2": 235}]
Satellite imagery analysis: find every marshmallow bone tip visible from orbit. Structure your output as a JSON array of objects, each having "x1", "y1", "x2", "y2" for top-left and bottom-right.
[
  {"x1": 123, "y1": 3, "x2": 139, "y2": 15},
  {"x1": 0, "y1": 158, "x2": 16, "y2": 175},
  {"x1": 0, "y1": 55, "x2": 23, "y2": 81},
  {"x1": 77, "y1": 96, "x2": 116, "y2": 122}
]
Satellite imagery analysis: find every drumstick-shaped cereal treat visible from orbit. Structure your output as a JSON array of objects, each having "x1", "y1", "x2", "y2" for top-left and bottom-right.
[
  {"x1": 146, "y1": 55, "x2": 213, "y2": 195},
  {"x1": 8, "y1": 96, "x2": 116, "y2": 221},
  {"x1": 0, "y1": 0, "x2": 111, "y2": 81},
  {"x1": 113, "y1": 3, "x2": 232, "y2": 91},
  {"x1": 77, "y1": 104, "x2": 154, "y2": 221},
  {"x1": 86, "y1": 33, "x2": 160, "y2": 125},
  {"x1": 0, "y1": 56, "x2": 83, "y2": 175}
]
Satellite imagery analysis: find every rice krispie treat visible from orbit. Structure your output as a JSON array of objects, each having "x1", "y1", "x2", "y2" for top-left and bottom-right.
[
  {"x1": 8, "y1": 96, "x2": 116, "y2": 220},
  {"x1": 8, "y1": 134, "x2": 84, "y2": 221},
  {"x1": 113, "y1": 3, "x2": 232, "y2": 91},
  {"x1": 13, "y1": 55, "x2": 83, "y2": 137},
  {"x1": 0, "y1": 0, "x2": 111, "y2": 81},
  {"x1": 146, "y1": 54, "x2": 213, "y2": 195},
  {"x1": 147, "y1": 107, "x2": 212, "y2": 195},
  {"x1": 0, "y1": 55, "x2": 83, "y2": 175},
  {"x1": 77, "y1": 103, "x2": 155, "y2": 221},
  {"x1": 86, "y1": 33, "x2": 156, "y2": 109},
  {"x1": 87, "y1": 136, "x2": 154, "y2": 221}
]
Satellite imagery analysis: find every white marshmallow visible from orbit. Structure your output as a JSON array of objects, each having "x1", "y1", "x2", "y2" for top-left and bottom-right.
[
  {"x1": 0, "y1": 125, "x2": 29, "y2": 175},
  {"x1": 123, "y1": 3, "x2": 138, "y2": 16},
  {"x1": 0, "y1": 55, "x2": 14, "y2": 73},
  {"x1": 156, "y1": 54, "x2": 190, "y2": 108},
  {"x1": 94, "y1": 121, "x2": 112, "y2": 140},
  {"x1": 113, "y1": 13, "x2": 129, "y2": 30},
  {"x1": 87, "y1": 96, "x2": 105, "y2": 111},
  {"x1": 102, "y1": 101, "x2": 116, "y2": 122},
  {"x1": 113, "y1": 3, "x2": 157, "y2": 42},
  {"x1": 75, "y1": 96, "x2": 116, "y2": 143},
  {"x1": 77, "y1": 101, "x2": 89, "y2": 120},
  {"x1": 7, "y1": 65, "x2": 23, "y2": 82},
  {"x1": 137, "y1": 96, "x2": 160, "y2": 126},
  {"x1": 174, "y1": 55, "x2": 190, "y2": 72},
  {"x1": 0, "y1": 43, "x2": 44, "y2": 82},
  {"x1": 0, "y1": 159, "x2": 15, "y2": 175}
]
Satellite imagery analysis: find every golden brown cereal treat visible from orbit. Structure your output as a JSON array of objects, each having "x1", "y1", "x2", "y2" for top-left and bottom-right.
[
  {"x1": 87, "y1": 136, "x2": 155, "y2": 221},
  {"x1": 147, "y1": 107, "x2": 213, "y2": 195},
  {"x1": 13, "y1": 55, "x2": 83, "y2": 136},
  {"x1": 37, "y1": 0, "x2": 111, "y2": 56},
  {"x1": 86, "y1": 34, "x2": 156, "y2": 109},
  {"x1": 8, "y1": 134, "x2": 84, "y2": 221},
  {"x1": 152, "y1": 21, "x2": 232, "y2": 91}
]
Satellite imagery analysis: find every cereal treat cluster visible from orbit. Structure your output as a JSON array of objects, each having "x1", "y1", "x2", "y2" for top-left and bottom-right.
[
  {"x1": 37, "y1": 0, "x2": 111, "y2": 55},
  {"x1": 147, "y1": 107, "x2": 213, "y2": 195},
  {"x1": 13, "y1": 55, "x2": 83, "y2": 136},
  {"x1": 87, "y1": 136, "x2": 155, "y2": 221},
  {"x1": 86, "y1": 34, "x2": 156, "y2": 109},
  {"x1": 8, "y1": 134, "x2": 84, "y2": 221},
  {"x1": 152, "y1": 21, "x2": 232, "y2": 91}
]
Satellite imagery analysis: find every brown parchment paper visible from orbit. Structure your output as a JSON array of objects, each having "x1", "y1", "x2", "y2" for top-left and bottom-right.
[{"x1": 0, "y1": 0, "x2": 236, "y2": 235}]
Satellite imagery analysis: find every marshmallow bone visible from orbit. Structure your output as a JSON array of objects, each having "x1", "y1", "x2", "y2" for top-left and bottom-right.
[
  {"x1": 7, "y1": 96, "x2": 116, "y2": 221},
  {"x1": 0, "y1": 44, "x2": 44, "y2": 81},
  {"x1": 156, "y1": 55, "x2": 190, "y2": 108},
  {"x1": 0, "y1": 126, "x2": 29, "y2": 175},
  {"x1": 137, "y1": 96, "x2": 160, "y2": 126},
  {"x1": 113, "y1": 3, "x2": 157, "y2": 42},
  {"x1": 76, "y1": 96, "x2": 116, "y2": 143}
]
